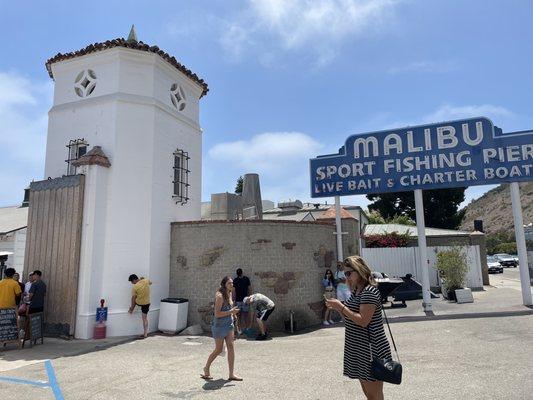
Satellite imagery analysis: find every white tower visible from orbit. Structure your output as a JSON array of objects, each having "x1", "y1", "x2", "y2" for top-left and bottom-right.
[{"x1": 44, "y1": 27, "x2": 208, "y2": 338}]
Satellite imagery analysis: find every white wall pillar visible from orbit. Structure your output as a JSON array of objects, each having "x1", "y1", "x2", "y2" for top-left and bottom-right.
[{"x1": 75, "y1": 163, "x2": 109, "y2": 339}]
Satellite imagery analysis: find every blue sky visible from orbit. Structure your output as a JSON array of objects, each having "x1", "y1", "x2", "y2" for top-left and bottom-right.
[{"x1": 1, "y1": 0, "x2": 532, "y2": 210}]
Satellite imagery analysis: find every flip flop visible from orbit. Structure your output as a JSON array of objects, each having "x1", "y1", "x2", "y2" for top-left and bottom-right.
[
  {"x1": 228, "y1": 376, "x2": 243, "y2": 381},
  {"x1": 201, "y1": 367, "x2": 213, "y2": 380}
]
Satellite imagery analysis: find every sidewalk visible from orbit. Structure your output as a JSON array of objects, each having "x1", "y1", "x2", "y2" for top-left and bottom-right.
[
  {"x1": 384, "y1": 285, "x2": 533, "y2": 322},
  {"x1": 0, "y1": 336, "x2": 133, "y2": 373}
]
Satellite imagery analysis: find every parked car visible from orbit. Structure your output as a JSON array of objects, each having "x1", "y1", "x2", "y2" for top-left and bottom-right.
[
  {"x1": 487, "y1": 256, "x2": 504, "y2": 274},
  {"x1": 493, "y1": 253, "x2": 518, "y2": 268}
]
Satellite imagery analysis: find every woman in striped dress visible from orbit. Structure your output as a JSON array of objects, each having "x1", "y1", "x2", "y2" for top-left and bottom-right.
[{"x1": 326, "y1": 256, "x2": 392, "y2": 400}]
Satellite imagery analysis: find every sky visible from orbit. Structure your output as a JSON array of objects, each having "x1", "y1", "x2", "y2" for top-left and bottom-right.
[{"x1": 1, "y1": 0, "x2": 532, "y2": 210}]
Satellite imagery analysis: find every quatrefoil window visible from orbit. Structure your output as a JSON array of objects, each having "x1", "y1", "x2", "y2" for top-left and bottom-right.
[
  {"x1": 170, "y1": 84, "x2": 186, "y2": 111},
  {"x1": 74, "y1": 70, "x2": 97, "y2": 98}
]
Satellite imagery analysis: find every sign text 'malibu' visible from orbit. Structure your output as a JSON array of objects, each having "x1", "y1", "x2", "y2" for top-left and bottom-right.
[{"x1": 310, "y1": 117, "x2": 533, "y2": 198}]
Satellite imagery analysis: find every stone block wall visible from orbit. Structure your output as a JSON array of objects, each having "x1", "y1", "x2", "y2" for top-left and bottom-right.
[{"x1": 170, "y1": 219, "x2": 359, "y2": 332}]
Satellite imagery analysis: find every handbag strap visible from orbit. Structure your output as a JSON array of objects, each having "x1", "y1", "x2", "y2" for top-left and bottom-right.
[{"x1": 367, "y1": 306, "x2": 400, "y2": 362}]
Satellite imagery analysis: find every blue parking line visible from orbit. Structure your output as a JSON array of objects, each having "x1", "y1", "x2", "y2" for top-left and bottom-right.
[
  {"x1": 0, "y1": 360, "x2": 63, "y2": 400},
  {"x1": 45, "y1": 360, "x2": 64, "y2": 400},
  {"x1": 0, "y1": 376, "x2": 50, "y2": 388}
]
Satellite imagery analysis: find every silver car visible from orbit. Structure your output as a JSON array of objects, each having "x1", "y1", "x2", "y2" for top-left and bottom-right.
[
  {"x1": 493, "y1": 253, "x2": 518, "y2": 268},
  {"x1": 487, "y1": 256, "x2": 504, "y2": 274}
]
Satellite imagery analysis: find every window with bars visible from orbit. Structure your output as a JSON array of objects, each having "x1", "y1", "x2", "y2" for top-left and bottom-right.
[
  {"x1": 173, "y1": 149, "x2": 190, "y2": 204},
  {"x1": 65, "y1": 139, "x2": 88, "y2": 175}
]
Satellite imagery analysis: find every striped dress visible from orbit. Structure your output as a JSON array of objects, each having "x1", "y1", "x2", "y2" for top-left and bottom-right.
[{"x1": 343, "y1": 285, "x2": 392, "y2": 381}]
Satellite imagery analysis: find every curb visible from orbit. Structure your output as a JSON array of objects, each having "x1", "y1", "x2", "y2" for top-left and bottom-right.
[{"x1": 387, "y1": 308, "x2": 533, "y2": 324}]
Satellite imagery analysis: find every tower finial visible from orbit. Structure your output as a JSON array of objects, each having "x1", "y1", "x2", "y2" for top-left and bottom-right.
[{"x1": 127, "y1": 25, "x2": 138, "y2": 43}]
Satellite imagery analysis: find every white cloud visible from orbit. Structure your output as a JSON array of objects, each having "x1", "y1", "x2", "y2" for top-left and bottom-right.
[
  {"x1": 387, "y1": 60, "x2": 458, "y2": 75},
  {"x1": 0, "y1": 71, "x2": 37, "y2": 108},
  {"x1": 422, "y1": 104, "x2": 513, "y2": 123},
  {"x1": 0, "y1": 71, "x2": 51, "y2": 207},
  {"x1": 209, "y1": 131, "x2": 323, "y2": 174},
  {"x1": 219, "y1": 0, "x2": 403, "y2": 65},
  {"x1": 219, "y1": 23, "x2": 254, "y2": 61},
  {"x1": 206, "y1": 131, "x2": 326, "y2": 203},
  {"x1": 379, "y1": 104, "x2": 514, "y2": 130}
]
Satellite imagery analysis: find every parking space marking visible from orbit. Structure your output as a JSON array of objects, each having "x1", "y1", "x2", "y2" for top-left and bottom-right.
[{"x1": 0, "y1": 360, "x2": 64, "y2": 400}]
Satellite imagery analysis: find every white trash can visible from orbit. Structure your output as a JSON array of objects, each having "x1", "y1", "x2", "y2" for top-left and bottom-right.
[{"x1": 158, "y1": 298, "x2": 188, "y2": 334}]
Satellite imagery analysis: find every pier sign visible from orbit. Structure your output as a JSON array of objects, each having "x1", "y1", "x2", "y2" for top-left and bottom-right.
[{"x1": 310, "y1": 117, "x2": 533, "y2": 197}]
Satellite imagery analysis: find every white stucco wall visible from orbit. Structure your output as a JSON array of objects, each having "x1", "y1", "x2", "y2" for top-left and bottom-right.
[
  {"x1": 46, "y1": 46, "x2": 204, "y2": 338},
  {"x1": 0, "y1": 228, "x2": 26, "y2": 274}
]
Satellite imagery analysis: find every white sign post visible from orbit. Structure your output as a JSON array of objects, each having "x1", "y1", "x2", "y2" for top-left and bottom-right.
[
  {"x1": 509, "y1": 182, "x2": 532, "y2": 306},
  {"x1": 414, "y1": 189, "x2": 432, "y2": 312},
  {"x1": 334, "y1": 196, "x2": 344, "y2": 262}
]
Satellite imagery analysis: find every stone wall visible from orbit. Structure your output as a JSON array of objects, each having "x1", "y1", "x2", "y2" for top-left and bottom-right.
[{"x1": 170, "y1": 219, "x2": 359, "y2": 332}]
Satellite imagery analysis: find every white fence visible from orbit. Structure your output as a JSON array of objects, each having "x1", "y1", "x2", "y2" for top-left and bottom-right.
[{"x1": 361, "y1": 245, "x2": 484, "y2": 290}]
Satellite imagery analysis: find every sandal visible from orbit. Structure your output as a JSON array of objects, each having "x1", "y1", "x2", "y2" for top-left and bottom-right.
[
  {"x1": 228, "y1": 376, "x2": 243, "y2": 381},
  {"x1": 201, "y1": 367, "x2": 213, "y2": 380}
]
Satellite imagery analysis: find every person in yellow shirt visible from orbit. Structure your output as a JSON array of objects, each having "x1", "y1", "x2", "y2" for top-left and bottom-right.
[
  {"x1": 128, "y1": 274, "x2": 152, "y2": 338},
  {"x1": 0, "y1": 268, "x2": 22, "y2": 309}
]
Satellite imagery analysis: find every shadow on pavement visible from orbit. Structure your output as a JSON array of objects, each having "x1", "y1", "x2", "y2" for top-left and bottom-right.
[{"x1": 202, "y1": 378, "x2": 235, "y2": 391}]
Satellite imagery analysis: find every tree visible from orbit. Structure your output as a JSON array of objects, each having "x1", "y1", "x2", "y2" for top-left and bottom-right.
[
  {"x1": 486, "y1": 231, "x2": 516, "y2": 254},
  {"x1": 367, "y1": 210, "x2": 385, "y2": 224},
  {"x1": 235, "y1": 176, "x2": 243, "y2": 194},
  {"x1": 366, "y1": 188, "x2": 466, "y2": 229},
  {"x1": 494, "y1": 242, "x2": 517, "y2": 254},
  {"x1": 388, "y1": 214, "x2": 416, "y2": 226},
  {"x1": 366, "y1": 210, "x2": 415, "y2": 226}
]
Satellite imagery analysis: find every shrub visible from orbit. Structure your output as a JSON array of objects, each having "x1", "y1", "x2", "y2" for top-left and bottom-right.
[
  {"x1": 367, "y1": 210, "x2": 385, "y2": 224},
  {"x1": 388, "y1": 214, "x2": 416, "y2": 226},
  {"x1": 436, "y1": 247, "x2": 468, "y2": 293},
  {"x1": 363, "y1": 231, "x2": 411, "y2": 248},
  {"x1": 494, "y1": 242, "x2": 517, "y2": 254}
]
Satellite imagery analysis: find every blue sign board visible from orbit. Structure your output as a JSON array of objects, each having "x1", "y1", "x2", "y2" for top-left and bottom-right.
[
  {"x1": 96, "y1": 307, "x2": 108, "y2": 322},
  {"x1": 310, "y1": 117, "x2": 533, "y2": 198}
]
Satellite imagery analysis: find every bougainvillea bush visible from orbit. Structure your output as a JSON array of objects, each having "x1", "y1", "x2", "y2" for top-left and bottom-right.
[{"x1": 363, "y1": 231, "x2": 411, "y2": 248}]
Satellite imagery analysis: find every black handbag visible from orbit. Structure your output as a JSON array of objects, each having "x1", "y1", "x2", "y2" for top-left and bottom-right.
[{"x1": 368, "y1": 308, "x2": 403, "y2": 385}]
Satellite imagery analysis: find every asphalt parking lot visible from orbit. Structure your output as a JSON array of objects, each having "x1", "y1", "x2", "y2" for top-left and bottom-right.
[
  {"x1": 1, "y1": 268, "x2": 532, "y2": 400},
  {"x1": 1, "y1": 316, "x2": 532, "y2": 399}
]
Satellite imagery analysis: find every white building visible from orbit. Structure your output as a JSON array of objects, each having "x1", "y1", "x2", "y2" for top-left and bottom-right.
[
  {"x1": 43, "y1": 27, "x2": 208, "y2": 338},
  {"x1": 0, "y1": 205, "x2": 28, "y2": 275}
]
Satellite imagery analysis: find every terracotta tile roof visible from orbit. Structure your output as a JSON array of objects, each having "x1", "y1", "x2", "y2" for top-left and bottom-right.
[
  {"x1": 317, "y1": 206, "x2": 355, "y2": 220},
  {"x1": 45, "y1": 38, "x2": 209, "y2": 97},
  {"x1": 72, "y1": 146, "x2": 111, "y2": 168}
]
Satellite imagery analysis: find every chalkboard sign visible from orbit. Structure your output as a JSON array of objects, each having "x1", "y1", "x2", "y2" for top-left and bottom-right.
[
  {"x1": 29, "y1": 313, "x2": 44, "y2": 345},
  {"x1": 0, "y1": 308, "x2": 18, "y2": 344}
]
